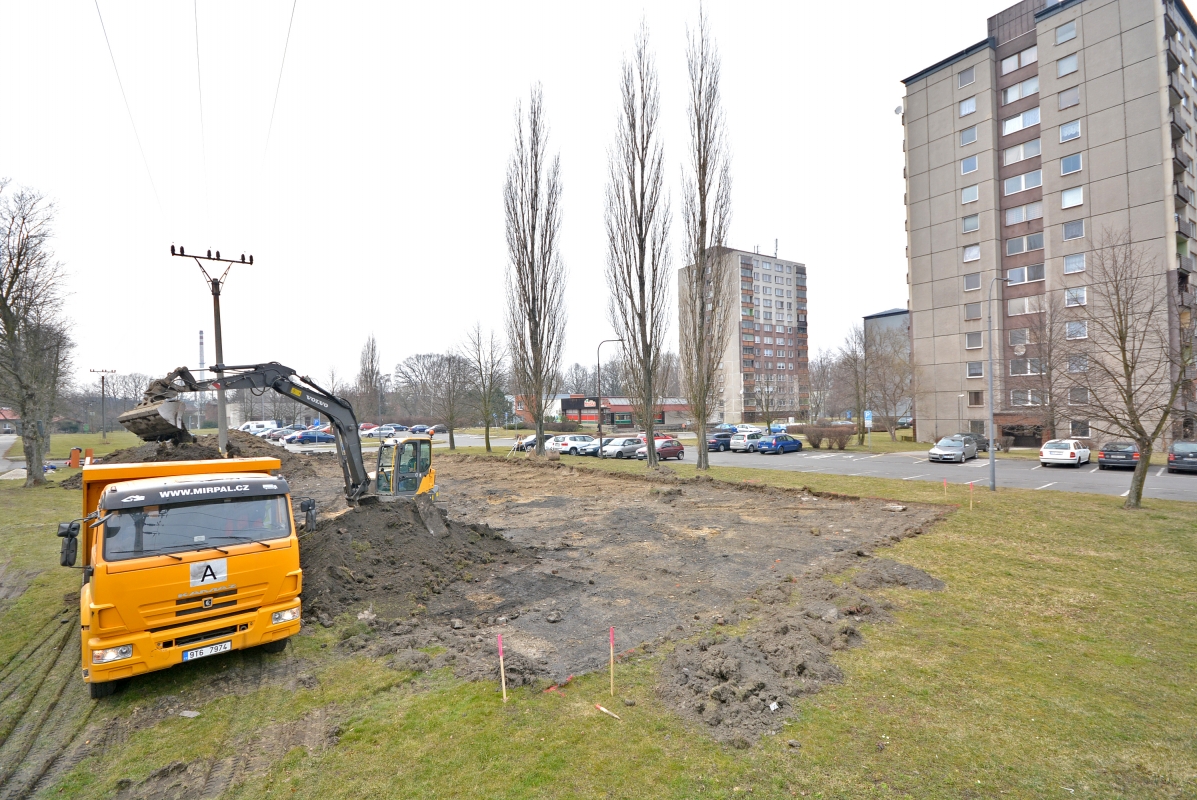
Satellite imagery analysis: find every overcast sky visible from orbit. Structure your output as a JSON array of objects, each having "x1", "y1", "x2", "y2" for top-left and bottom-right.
[{"x1": 2, "y1": 0, "x2": 1013, "y2": 389}]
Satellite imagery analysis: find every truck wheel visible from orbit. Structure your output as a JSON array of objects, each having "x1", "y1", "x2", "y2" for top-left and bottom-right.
[
  {"x1": 261, "y1": 638, "x2": 288, "y2": 654},
  {"x1": 89, "y1": 680, "x2": 115, "y2": 700}
]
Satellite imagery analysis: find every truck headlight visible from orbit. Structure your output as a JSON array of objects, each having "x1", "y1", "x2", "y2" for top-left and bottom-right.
[
  {"x1": 272, "y1": 607, "x2": 300, "y2": 625},
  {"x1": 92, "y1": 645, "x2": 133, "y2": 664}
]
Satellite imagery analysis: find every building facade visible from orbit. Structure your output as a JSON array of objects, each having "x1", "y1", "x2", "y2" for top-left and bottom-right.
[
  {"x1": 902, "y1": 0, "x2": 1196, "y2": 443},
  {"x1": 680, "y1": 247, "x2": 809, "y2": 424}
]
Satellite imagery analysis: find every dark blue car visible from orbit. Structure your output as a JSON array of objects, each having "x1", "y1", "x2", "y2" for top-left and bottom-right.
[
  {"x1": 757, "y1": 434, "x2": 802, "y2": 454},
  {"x1": 286, "y1": 430, "x2": 335, "y2": 444}
]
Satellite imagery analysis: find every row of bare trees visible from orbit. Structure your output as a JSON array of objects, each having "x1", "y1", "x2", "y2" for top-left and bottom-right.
[{"x1": 0, "y1": 180, "x2": 74, "y2": 487}]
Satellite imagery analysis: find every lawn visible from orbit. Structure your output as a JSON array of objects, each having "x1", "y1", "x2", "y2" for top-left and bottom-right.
[
  {"x1": 3, "y1": 430, "x2": 144, "y2": 461},
  {"x1": 7, "y1": 454, "x2": 1194, "y2": 798}
]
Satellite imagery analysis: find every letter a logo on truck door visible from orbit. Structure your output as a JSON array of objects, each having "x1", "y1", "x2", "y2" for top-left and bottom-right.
[{"x1": 190, "y1": 558, "x2": 228, "y2": 587}]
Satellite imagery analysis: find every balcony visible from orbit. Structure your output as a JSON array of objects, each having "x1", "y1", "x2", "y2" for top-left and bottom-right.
[
  {"x1": 1167, "y1": 2, "x2": 1185, "y2": 39},
  {"x1": 1180, "y1": 253, "x2": 1195, "y2": 273},
  {"x1": 1176, "y1": 146, "x2": 1193, "y2": 174},
  {"x1": 1168, "y1": 36, "x2": 1186, "y2": 72},
  {"x1": 1176, "y1": 182, "x2": 1195, "y2": 207},
  {"x1": 1180, "y1": 288, "x2": 1196, "y2": 308},
  {"x1": 1178, "y1": 214, "x2": 1196, "y2": 241},
  {"x1": 1171, "y1": 108, "x2": 1191, "y2": 140},
  {"x1": 1170, "y1": 72, "x2": 1187, "y2": 106}
]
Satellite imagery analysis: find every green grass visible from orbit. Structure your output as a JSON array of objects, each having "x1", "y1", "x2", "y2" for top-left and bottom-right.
[
  {"x1": 8, "y1": 454, "x2": 1194, "y2": 798},
  {"x1": 3, "y1": 430, "x2": 144, "y2": 461}
]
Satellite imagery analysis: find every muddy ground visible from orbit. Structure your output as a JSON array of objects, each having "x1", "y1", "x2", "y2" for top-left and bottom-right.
[{"x1": 2, "y1": 444, "x2": 949, "y2": 797}]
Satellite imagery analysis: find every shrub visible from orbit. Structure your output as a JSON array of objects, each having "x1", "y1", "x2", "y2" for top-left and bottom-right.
[
  {"x1": 827, "y1": 427, "x2": 853, "y2": 450},
  {"x1": 1000, "y1": 435, "x2": 1015, "y2": 452},
  {"x1": 786, "y1": 424, "x2": 805, "y2": 436},
  {"x1": 543, "y1": 421, "x2": 580, "y2": 432},
  {"x1": 806, "y1": 427, "x2": 826, "y2": 449},
  {"x1": 503, "y1": 421, "x2": 529, "y2": 430}
]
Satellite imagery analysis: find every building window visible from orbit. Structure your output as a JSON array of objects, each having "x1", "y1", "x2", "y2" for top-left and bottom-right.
[
  {"x1": 964, "y1": 272, "x2": 981, "y2": 291},
  {"x1": 1058, "y1": 86, "x2": 1080, "y2": 110},
  {"x1": 959, "y1": 66, "x2": 976, "y2": 87},
  {"x1": 1062, "y1": 187, "x2": 1084, "y2": 208},
  {"x1": 967, "y1": 390, "x2": 984, "y2": 407},
  {"x1": 967, "y1": 361, "x2": 984, "y2": 378},
  {"x1": 1061, "y1": 153, "x2": 1082, "y2": 175},
  {"x1": 1002, "y1": 107, "x2": 1041, "y2": 135},
  {"x1": 960, "y1": 96, "x2": 977, "y2": 117},
  {"x1": 962, "y1": 184, "x2": 979, "y2": 204},
  {"x1": 1003, "y1": 138, "x2": 1041, "y2": 165},
  {"x1": 962, "y1": 214, "x2": 980, "y2": 233},
  {"x1": 1007, "y1": 263, "x2": 1045, "y2": 284},
  {"x1": 1069, "y1": 387, "x2": 1089, "y2": 404},
  {"x1": 965, "y1": 302, "x2": 982, "y2": 320},
  {"x1": 1066, "y1": 320, "x2": 1088, "y2": 339},
  {"x1": 1001, "y1": 45, "x2": 1038, "y2": 75},
  {"x1": 1010, "y1": 357, "x2": 1044, "y2": 376},
  {"x1": 1057, "y1": 53, "x2": 1078, "y2": 77},
  {"x1": 1004, "y1": 169, "x2": 1042, "y2": 195},
  {"x1": 1068, "y1": 354, "x2": 1089, "y2": 373},
  {"x1": 1064, "y1": 253, "x2": 1086, "y2": 273},
  {"x1": 1065, "y1": 286, "x2": 1087, "y2": 306},
  {"x1": 1063, "y1": 219, "x2": 1085, "y2": 240},
  {"x1": 1056, "y1": 20, "x2": 1076, "y2": 44},
  {"x1": 1011, "y1": 389, "x2": 1043, "y2": 406},
  {"x1": 1008, "y1": 295, "x2": 1044, "y2": 315},
  {"x1": 1005, "y1": 200, "x2": 1043, "y2": 226},
  {"x1": 1060, "y1": 120, "x2": 1081, "y2": 142},
  {"x1": 961, "y1": 155, "x2": 978, "y2": 174},
  {"x1": 960, "y1": 125, "x2": 978, "y2": 146},
  {"x1": 963, "y1": 244, "x2": 981, "y2": 262},
  {"x1": 1070, "y1": 419, "x2": 1090, "y2": 438},
  {"x1": 1006, "y1": 234, "x2": 1045, "y2": 256},
  {"x1": 965, "y1": 332, "x2": 983, "y2": 349},
  {"x1": 1002, "y1": 76, "x2": 1040, "y2": 105},
  {"x1": 1009, "y1": 328, "x2": 1031, "y2": 346}
]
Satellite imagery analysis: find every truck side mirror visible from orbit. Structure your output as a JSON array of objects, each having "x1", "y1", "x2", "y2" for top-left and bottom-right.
[
  {"x1": 297, "y1": 498, "x2": 316, "y2": 532},
  {"x1": 60, "y1": 535, "x2": 78, "y2": 567},
  {"x1": 57, "y1": 521, "x2": 80, "y2": 538},
  {"x1": 298, "y1": 499, "x2": 315, "y2": 513}
]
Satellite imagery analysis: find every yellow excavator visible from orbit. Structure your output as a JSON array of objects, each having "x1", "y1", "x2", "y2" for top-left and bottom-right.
[{"x1": 118, "y1": 362, "x2": 436, "y2": 504}]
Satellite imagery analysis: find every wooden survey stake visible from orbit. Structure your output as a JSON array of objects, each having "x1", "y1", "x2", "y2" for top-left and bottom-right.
[
  {"x1": 609, "y1": 627, "x2": 615, "y2": 696},
  {"x1": 498, "y1": 634, "x2": 507, "y2": 703}
]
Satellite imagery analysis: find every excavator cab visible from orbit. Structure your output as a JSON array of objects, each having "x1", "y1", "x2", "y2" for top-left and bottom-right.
[{"x1": 375, "y1": 436, "x2": 436, "y2": 500}]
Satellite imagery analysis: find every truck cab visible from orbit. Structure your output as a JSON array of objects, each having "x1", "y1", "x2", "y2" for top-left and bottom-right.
[{"x1": 61, "y1": 457, "x2": 304, "y2": 698}]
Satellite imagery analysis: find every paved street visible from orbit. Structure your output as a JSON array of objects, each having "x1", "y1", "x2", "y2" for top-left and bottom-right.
[{"x1": 278, "y1": 432, "x2": 1197, "y2": 502}]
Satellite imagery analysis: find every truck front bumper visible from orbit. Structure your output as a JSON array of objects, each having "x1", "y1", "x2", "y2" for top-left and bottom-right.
[{"x1": 84, "y1": 597, "x2": 301, "y2": 685}]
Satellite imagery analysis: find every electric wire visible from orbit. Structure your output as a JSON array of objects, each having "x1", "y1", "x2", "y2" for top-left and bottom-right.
[
  {"x1": 193, "y1": 0, "x2": 207, "y2": 178},
  {"x1": 92, "y1": 0, "x2": 161, "y2": 208},
  {"x1": 263, "y1": 0, "x2": 299, "y2": 157}
]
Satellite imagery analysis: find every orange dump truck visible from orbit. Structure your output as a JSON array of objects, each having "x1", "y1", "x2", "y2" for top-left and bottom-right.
[{"x1": 58, "y1": 457, "x2": 307, "y2": 698}]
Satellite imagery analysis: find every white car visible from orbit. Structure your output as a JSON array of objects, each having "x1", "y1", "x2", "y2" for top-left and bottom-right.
[
  {"x1": 1040, "y1": 438, "x2": 1091, "y2": 467},
  {"x1": 736, "y1": 424, "x2": 763, "y2": 434},
  {"x1": 545, "y1": 434, "x2": 595, "y2": 455},
  {"x1": 730, "y1": 432, "x2": 764, "y2": 452}
]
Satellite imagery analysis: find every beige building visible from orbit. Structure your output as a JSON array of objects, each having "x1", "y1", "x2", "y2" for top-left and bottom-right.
[
  {"x1": 902, "y1": 0, "x2": 1196, "y2": 443},
  {"x1": 679, "y1": 247, "x2": 809, "y2": 424}
]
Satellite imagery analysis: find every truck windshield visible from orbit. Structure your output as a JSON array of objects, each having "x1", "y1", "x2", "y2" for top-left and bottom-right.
[{"x1": 102, "y1": 495, "x2": 292, "y2": 562}]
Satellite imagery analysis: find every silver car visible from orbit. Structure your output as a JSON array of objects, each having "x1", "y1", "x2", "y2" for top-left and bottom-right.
[
  {"x1": 928, "y1": 436, "x2": 976, "y2": 463},
  {"x1": 602, "y1": 437, "x2": 644, "y2": 458},
  {"x1": 730, "y1": 432, "x2": 764, "y2": 452}
]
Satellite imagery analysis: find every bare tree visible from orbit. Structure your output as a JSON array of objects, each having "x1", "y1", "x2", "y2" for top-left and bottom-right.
[
  {"x1": 599, "y1": 355, "x2": 628, "y2": 397},
  {"x1": 1067, "y1": 229, "x2": 1191, "y2": 508},
  {"x1": 463, "y1": 323, "x2": 508, "y2": 452},
  {"x1": 430, "y1": 353, "x2": 469, "y2": 450},
  {"x1": 0, "y1": 182, "x2": 73, "y2": 487},
  {"x1": 678, "y1": 10, "x2": 733, "y2": 469},
  {"x1": 807, "y1": 349, "x2": 835, "y2": 422},
  {"x1": 605, "y1": 21, "x2": 673, "y2": 467},
  {"x1": 838, "y1": 325, "x2": 870, "y2": 444},
  {"x1": 1004, "y1": 292, "x2": 1072, "y2": 443},
  {"x1": 395, "y1": 353, "x2": 442, "y2": 418},
  {"x1": 657, "y1": 350, "x2": 682, "y2": 397},
  {"x1": 751, "y1": 373, "x2": 792, "y2": 430},
  {"x1": 504, "y1": 85, "x2": 567, "y2": 456},
  {"x1": 561, "y1": 363, "x2": 592, "y2": 395},
  {"x1": 868, "y1": 327, "x2": 916, "y2": 441},
  {"x1": 355, "y1": 334, "x2": 385, "y2": 422}
]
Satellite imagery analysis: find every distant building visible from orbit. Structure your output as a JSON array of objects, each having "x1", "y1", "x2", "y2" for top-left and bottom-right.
[{"x1": 864, "y1": 308, "x2": 913, "y2": 422}]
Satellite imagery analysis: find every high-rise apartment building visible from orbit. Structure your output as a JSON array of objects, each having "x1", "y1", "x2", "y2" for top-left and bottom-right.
[
  {"x1": 680, "y1": 247, "x2": 809, "y2": 424},
  {"x1": 902, "y1": 0, "x2": 1196, "y2": 443}
]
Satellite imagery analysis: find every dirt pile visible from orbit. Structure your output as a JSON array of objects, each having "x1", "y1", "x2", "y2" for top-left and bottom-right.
[
  {"x1": 60, "y1": 431, "x2": 316, "y2": 490},
  {"x1": 298, "y1": 495, "x2": 538, "y2": 623}
]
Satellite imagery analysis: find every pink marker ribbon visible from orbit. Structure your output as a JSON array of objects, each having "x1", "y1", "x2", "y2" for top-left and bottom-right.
[
  {"x1": 610, "y1": 626, "x2": 614, "y2": 647},
  {"x1": 498, "y1": 633, "x2": 504, "y2": 658}
]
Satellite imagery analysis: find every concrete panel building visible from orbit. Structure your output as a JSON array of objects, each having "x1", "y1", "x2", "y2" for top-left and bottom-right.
[{"x1": 902, "y1": 0, "x2": 1196, "y2": 443}]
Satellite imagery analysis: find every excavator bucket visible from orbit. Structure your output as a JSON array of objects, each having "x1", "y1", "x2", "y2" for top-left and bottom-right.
[{"x1": 118, "y1": 400, "x2": 194, "y2": 443}]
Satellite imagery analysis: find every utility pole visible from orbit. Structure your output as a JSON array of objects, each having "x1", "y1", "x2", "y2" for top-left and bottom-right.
[
  {"x1": 90, "y1": 369, "x2": 116, "y2": 440},
  {"x1": 172, "y1": 245, "x2": 253, "y2": 455},
  {"x1": 596, "y1": 338, "x2": 623, "y2": 458}
]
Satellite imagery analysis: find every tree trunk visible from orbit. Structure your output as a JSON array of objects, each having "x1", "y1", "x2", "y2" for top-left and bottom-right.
[
  {"x1": 22, "y1": 426, "x2": 45, "y2": 487},
  {"x1": 696, "y1": 418, "x2": 709, "y2": 469},
  {"x1": 448, "y1": 428, "x2": 456, "y2": 451},
  {"x1": 1125, "y1": 445, "x2": 1151, "y2": 509},
  {"x1": 484, "y1": 423, "x2": 491, "y2": 453}
]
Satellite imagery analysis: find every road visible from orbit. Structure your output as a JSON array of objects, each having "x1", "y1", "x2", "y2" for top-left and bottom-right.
[{"x1": 280, "y1": 432, "x2": 1196, "y2": 503}]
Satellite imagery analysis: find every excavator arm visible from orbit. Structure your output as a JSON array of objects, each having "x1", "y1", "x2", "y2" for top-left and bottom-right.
[{"x1": 119, "y1": 362, "x2": 372, "y2": 504}]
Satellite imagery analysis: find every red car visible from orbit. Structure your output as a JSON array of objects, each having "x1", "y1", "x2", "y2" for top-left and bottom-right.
[{"x1": 636, "y1": 439, "x2": 684, "y2": 460}]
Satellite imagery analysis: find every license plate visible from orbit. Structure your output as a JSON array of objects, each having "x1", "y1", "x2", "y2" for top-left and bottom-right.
[
  {"x1": 1107, "y1": 454, "x2": 1125, "y2": 459},
  {"x1": 182, "y1": 640, "x2": 231, "y2": 662},
  {"x1": 1048, "y1": 451, "x2": 1064, "y2": 457}
]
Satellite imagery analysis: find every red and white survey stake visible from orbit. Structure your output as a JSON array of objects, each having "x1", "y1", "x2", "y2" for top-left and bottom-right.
[
  {"x1": 595, "y1": 703, "x2": 621, "y2": 720},
  {"x1": 609, "y1": 627, "x2": 615, "y2": 696},
  {"x1": 498, "y1": 633, "x2": 507, "y2": 703}
]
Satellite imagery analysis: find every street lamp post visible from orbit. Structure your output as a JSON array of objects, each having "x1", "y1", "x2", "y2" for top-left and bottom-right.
[
  {"x1": 986, "y1": 276, "x2": 1011, "y2": 491},
  {"x1": 90, "y1": 369, "x2": 116, "y2": 441},
  {"x1": 596, "y1": 338, "x2": 623, "y2": 458}
]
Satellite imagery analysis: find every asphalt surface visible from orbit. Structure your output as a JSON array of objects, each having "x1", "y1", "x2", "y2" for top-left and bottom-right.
[{"x1": 279, "y1": 432, "x2": 1196, "y2": 503}]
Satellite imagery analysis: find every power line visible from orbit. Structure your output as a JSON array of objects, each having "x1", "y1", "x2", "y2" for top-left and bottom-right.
[
  {"x1": 193, "y1": 0, "x2": 206, "y2": 176},
  {"x1": 92, "y1": 0, "x2": 161, "y2": 208},
  {"x1": 264, "y1": 0, "x2": 299, "y2": 157}
]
